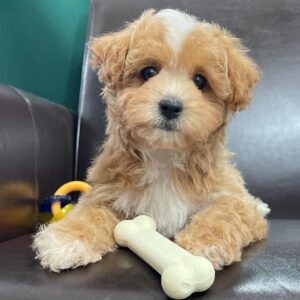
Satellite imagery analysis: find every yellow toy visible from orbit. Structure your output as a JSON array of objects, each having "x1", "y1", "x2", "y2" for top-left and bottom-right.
[{"x1": 50, "y1": 181, "x2": 90, "y2": 222}]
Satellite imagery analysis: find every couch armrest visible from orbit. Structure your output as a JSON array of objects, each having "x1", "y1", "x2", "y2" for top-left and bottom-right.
[{"x1": 0, "y1": 84, "x2": 76, "y2": 242}]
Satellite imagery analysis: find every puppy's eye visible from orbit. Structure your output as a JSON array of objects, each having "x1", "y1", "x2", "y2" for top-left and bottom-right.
[
  {"x1": 193, "y1": 74, "x2": 207, "y2": 90},
  {"x1": 140, "y1": 66, "x2": 157, "y2": 81}
]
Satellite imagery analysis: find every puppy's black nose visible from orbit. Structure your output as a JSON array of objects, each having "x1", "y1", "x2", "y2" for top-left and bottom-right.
[{"x1": 159, "y1": 98, "x2": 183, "y2": 120}]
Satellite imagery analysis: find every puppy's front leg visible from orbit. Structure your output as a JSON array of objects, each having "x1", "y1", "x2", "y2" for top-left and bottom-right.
[
  {"x1": 175, "y1": 195, "x2": 268, "y2": 270},
  {"x1": 33, "y1": 195, "x2": 120, "y2": 272}
]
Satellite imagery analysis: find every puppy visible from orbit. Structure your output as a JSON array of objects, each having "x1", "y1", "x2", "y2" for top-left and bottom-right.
[{"x1": 33, "y1": 9, "x2": 270, "y2": 272}]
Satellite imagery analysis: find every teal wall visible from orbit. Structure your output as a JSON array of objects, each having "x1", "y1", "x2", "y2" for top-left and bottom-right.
[{"x1": 0, "y1": 0, "x2": 90, "y2": 111}]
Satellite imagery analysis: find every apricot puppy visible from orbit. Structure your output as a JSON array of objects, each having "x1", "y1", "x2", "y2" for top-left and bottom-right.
[{"x1": 33, "y1": 9, "x2": 270, "y2": 272}]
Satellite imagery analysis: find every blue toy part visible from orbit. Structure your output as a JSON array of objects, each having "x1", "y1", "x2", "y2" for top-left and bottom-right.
[{"x1": 40, "y1": 195, "x2": 72, "y2": 213}]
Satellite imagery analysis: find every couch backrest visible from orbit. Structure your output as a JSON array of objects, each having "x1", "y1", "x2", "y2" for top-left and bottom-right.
[{"x1": 76, "y1": 0, "x2": 300, "y2": 218}]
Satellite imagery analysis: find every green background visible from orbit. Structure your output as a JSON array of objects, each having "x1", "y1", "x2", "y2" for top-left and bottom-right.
[{"x1": 0, "y1": 0, "x2": 90, "y2": 111}]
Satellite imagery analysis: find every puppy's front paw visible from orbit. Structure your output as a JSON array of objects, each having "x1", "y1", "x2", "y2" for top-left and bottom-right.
[
  {"x1": 175, "y1": 232, "x2": 242, "y2": 270},
  {"x1": 32, "y1": 225, "x2": 102, "y2": 272}
]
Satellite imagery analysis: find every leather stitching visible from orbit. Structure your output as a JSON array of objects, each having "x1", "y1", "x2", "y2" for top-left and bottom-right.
[{"x1": 10, "y1": 86, "x2": 40, "y2": 221}]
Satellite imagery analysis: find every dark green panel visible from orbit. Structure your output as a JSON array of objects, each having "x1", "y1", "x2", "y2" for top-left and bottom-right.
[{"x1": 0, "y1": 0, "x2": 90, "y2": 111}]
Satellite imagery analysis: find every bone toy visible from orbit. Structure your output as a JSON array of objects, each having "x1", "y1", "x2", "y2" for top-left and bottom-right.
[{"x1": 114, "y1": 215, "x2": 215, "y2": 299}]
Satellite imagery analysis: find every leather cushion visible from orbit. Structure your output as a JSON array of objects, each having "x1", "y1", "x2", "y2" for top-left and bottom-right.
[
  {"x1": 0, "y1": 220, "x2": 299, "y2": 299},
  {"x1": 0, "y1": 84, "x2": 75, "y2": 241}
]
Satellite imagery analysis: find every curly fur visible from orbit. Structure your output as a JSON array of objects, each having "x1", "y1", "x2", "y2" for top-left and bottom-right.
[{"x1": 33, "y1": 9, "x2": 269, "y2": 272}]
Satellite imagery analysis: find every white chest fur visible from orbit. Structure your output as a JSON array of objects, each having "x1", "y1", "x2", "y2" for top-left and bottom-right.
[{"x1": 112, "y1": 151, "x2": 198, "y2": 238}]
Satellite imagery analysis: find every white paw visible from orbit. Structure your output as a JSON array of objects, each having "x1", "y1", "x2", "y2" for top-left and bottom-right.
[
  {"x1": 201, "y1": 245, "x2": 240, "y2": 270},
  {"x1": 184, "y1": 243, "x2": 241, "y2": 270},
  {"x1": 32, "y1": 225, "x2": 102, "y2": 272},
  {"x1": 256, "y1": 201, "x2": 271, "y2": 217}
]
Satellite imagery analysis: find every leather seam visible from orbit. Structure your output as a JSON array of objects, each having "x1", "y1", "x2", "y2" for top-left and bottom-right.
[
  {"x1": 10, "y1": 86, "x2": 40, "y2": 213},
  {"x1": 74, "y1": 0, "x2": 95, "y2": 180}
]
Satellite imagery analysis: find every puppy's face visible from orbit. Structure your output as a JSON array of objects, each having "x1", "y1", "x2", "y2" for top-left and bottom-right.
[{"x1": 91, "y1": 9, "x2": 259, "y2": 150}]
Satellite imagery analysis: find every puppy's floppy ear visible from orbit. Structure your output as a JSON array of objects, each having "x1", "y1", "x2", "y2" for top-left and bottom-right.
[
  {"x1": 89, "y1": 26, "x2": 133, "y2": 91},
  {"x1": 219, "y1": 29, "x2": 260, "y2": 112},
  {"x1": 90, "y1": 10, "x2": 156, "y2": 92}
]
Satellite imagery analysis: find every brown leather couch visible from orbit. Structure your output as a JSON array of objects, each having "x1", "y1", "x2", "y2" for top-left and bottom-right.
[{"x1": 0, "y1": 1, "x2": 299, "y2": 299}]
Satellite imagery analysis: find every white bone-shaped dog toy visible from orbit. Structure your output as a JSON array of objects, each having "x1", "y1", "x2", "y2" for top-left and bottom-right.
[{"x1": 114, "y1": 215, "x2": 215, "y2": 299}]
